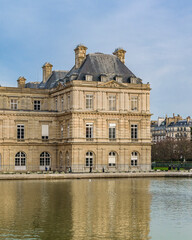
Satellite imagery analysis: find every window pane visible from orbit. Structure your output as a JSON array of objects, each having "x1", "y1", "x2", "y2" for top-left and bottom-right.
[
  {"x1": 109, "y1": 96, "x2": 116, "y2": 111},
  {"x1": 34, "y1": 100, "x2": 41, "y2": 110},
  {"x1": 131, "y1": 97, "x2": 138, "y2": 111},
  {"x1": 17, "y1": 125, "x2": 24, "y2": 139},
  {"x1": 86, "y1": 95, "x2": 93, "y2": 110}
]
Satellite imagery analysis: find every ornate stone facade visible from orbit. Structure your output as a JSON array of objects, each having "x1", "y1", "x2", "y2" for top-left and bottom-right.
[{"x1": 0, "y1": 45, "x2": 151, "y2": 172}]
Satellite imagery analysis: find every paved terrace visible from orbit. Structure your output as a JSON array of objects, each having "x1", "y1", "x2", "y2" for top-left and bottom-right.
[{"x1": 0, "y1": 171, "x2": 192, "y2": 180}]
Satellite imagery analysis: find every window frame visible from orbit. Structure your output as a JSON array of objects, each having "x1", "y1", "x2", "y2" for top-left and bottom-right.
[
  {"x1": 40, "y1": 152, "x2": 51, "y2": 170},
  {"x1": 108, "y1": 151, "x2": 116, "y2": 167},
  {"x1": 131, "y1": 124, "x2": 138, "y2": 139},
  {"x1": 109, "y1": 96, "x2": 116, "y2": 111},
  {"x1": 86, "y1": 151, "x2": 93, "y2": 167},
  {"x1": 17, "y1": 124, "x2": 25, "y2": 140},
  {"x1": 42, "y1": 125, "x2": 49, "y2": 140},
  {"x1": 10, "y1": 99, "x2": 18, "y2": 110},
  {"x1": 131, "y1": 96, "x2": 138, "y2": 111},
  {"x1": 109, "y1": 123, "x2": 116, "y2": 140},
  {"x1": 15, "y1": 152, "x2": 26, "y2": 170},
  {"x1": 34, "y1": 100, "x2": 41, "y2": 111},
  {"x1": 86, "y1": 94, "x2": 93, "y2": 110},
  {"x1": 86, "y1": 123, "x2": 93, "y2": 140},
  {"x1": 131, "y1": 152, "x2": 138, "y2": 166}
]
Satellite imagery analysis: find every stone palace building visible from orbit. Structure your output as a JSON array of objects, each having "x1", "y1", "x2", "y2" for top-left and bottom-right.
[{"x1": 0, "y1": 45, "x2": 151, "y2": 172}]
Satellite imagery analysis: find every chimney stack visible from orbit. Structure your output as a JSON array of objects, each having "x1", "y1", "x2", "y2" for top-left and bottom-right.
[
  {"x1": 17, "y1": 76, "x2": 26, "y2": 88},
  {"x1": 74, "y1": 44, "x2": 87, "y2": 69},
  {"x1": 113, "y1": 48, "x2": 126, "y2": 64},
  {"x1": 42, "y1": 62, "x2": 53, "y2": 83},
  {"x1": 187, "y1": 116, "x2": 191, "y2": 123}
]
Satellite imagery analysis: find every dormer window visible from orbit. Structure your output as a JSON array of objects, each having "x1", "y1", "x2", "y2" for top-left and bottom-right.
[
  {"x1": 85, "y1": 75, "x2": 93, "y2": 81},
  {"x1": 70, "y1": 73, "x2": 78, "y2": 81},
  {"x1": 130, "y1": 77, "x2": 137, "y2": 84},
  {"x1": 115, "y1": 75, "x2": 122, "y2": 83},
  {"x1": 100, "y1": 74, "x2": 107, "y2": 82}
]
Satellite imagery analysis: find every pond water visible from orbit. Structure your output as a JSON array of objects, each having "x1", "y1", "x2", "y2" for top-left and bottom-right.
[{"x1": 0, "y1": 178, "x2": 191, "y2": 240}]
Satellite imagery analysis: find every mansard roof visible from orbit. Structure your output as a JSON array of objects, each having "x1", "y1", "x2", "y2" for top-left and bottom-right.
[
  {"x1": 26, "y1": 70, "x2": 68, "y2": 89},
  {"x1": 39, "y1": 70, "x2": 68, "y2": 89},
  {"x1": 64, "y1": 53, "x2": 136, "y2": 83},
  {"x1": 25, "y1": 51, "x2": 141, "y2": 89}
]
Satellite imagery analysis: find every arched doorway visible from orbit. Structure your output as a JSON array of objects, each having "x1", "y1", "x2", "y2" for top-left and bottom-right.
[
  {"x1": 0, "y1": 154, "x2": 1, "y2": 171},
  {"x1": 59, "y1": 151, "x2": 63, "y2": 171},
  {"x1": 131, "y1": 152, "x2": 138, "y2": 166},
  {"x1": 15, "y1": 152, "x2": 26, "y2": 171},
  {"x1": 108, "y1": 152, "x2": 116, "y2": 167},
  {"x1": 86, "y1": 151, "x2": 94, "y2": 172},
  {"x1": 40, "y1": 152, "x2": 51, "y2": 170},
  {"x1": 65, "y1": 151, "x2": 70, "y2": 172}
]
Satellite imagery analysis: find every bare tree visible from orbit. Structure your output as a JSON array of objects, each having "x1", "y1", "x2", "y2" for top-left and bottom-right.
[{"x1": 152, "y1": 137, "x2": 192, "y2": 162}]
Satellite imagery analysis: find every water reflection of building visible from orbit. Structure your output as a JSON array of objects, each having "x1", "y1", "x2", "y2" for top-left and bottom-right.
[
  {"x1": 0, "y1": 180, "x2": 73, "y2": 240},
  {"x1": 71, "y1": 179, "x2": 151, "y2": 240}
]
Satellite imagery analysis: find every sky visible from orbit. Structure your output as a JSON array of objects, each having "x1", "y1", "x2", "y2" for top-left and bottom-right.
[{"x1": 0, "y1": 0, "x2": 192, "y2": 119}]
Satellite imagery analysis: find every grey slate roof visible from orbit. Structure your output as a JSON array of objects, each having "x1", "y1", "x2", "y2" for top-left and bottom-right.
[
  {"x1": 38, "y1": 71, "x2": 68, "y2": 89},
  {"x1": 64, "y1": 53, "x2": 136, "y2": 83},
  {"x1": 25, "y1": 52, "x2": 140, "y2": 89},
  {"x1": 25, "y1": 82, "x2": 40, "y2": 89},
  {"x1": 169, "y1": 120, "x2": 192, "y2": 127},
  {"x1": 25, "y1": 71, "x2": 68, "y2": 89}
]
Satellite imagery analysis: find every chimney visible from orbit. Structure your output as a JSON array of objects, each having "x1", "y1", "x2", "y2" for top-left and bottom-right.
[
  {"x1": 113, "y1": 48, "x2": 126, "y2": 64},
  {"x1": 42, "y1": 62, "x2": 53, "y2": 83},
  {"x1": 17, "y1": 76, "x2": 26, "y2": 88},
  {"x1": 74, "y1": 44, "x2": 87, "y2": 69},
  {"x1": 187, "y1": 116, "x2": 191, "y2": 123}
]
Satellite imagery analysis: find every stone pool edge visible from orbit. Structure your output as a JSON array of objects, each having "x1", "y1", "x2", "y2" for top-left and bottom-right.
[{"x1": 0, "y1": 172, "x2": 192, "y2": 180}]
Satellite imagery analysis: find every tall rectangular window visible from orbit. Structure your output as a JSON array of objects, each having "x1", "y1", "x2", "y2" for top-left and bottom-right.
[
  {"x1": 86, "y1": 123, "x2": 93, "y2": 139},
  {"x1": 109, "y1": 123, "x2": 116, "y2": 139},
  {"x1": 68, "y1": 95, "x2": 70, "y2": 109},
  {"x1": 131, "y1": 124, "x2": 138, "y2": 139},
  {"x1": 34, "y1": 100, "x2": 41, "y2": 110},
  {"x1": 61, "y1": 125, "x2": 63, "y2": 138},
  {"x1": 131, "y1": 97, "x2": 138, "y2": 111},
  {"x1": 10, "y1": 99, "x2": 18, "y2": 110},
  {"x1": 67, "y1": 123, "x2": 70, "y2": 138},
  {"x1": 61, "y1": 98, "x2": 64, "y2": 111},
  {"x1": 17, "y1": 125, "x2": 24, "y2": 140},
  {"x1": 55, "y1": 98, "x2": 57, "y2": 111},
  {"x1": 86, "y1": 94, "x2": 93, "y2": 110},
  {"x1": 109, "y1": 96, "x2": 116, "y2": 111},
  {"x1": 42, "y1": 125, "x2": 49, "y2": 140}
]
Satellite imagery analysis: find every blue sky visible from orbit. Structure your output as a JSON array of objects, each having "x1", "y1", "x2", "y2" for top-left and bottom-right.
[{"x1": 0, "y1": 0, "x2": 192, "y2": 119}]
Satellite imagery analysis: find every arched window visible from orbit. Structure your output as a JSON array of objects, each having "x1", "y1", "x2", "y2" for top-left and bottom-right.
[
  {"x1": 15, "y1": 152, "x2": 26, "y2": 170},
  {"x1": 40, "y1": 152, "x2": 51, "y2": 170},
  {"x1": 65, "y1": 151, "x2": 70, "y2": 168},
  {"x1": 108, "y1": 152, "x2": 116, "y2": 167},
  {"x1": 59, "y1": 151, "x2": 63, "y2": 170},
  {"x1": 131, "y1": 152, "x2": 138, "y2": 166},
  {"x1": 86, "y1": 152, "x2": 93, "y2": 167},
  {"x1": 0, "y1": 154, "x2": 1, "y2": 170}
]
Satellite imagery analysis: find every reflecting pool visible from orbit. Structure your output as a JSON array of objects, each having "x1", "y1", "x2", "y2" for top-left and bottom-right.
[{"x1": 0, "y1": 178, "x2": 191, "y2": 240}]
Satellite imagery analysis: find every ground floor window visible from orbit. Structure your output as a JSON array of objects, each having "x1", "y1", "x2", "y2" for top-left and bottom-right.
[
  {"x1": 40, "y1": 152, "x2": 51, "y2": 170},
  {"x1": 65, "y1": 151, "x2": 70, "y2": 167},
  {"x1": 59, "y1": 151, "x2": 63, "y2": 170},
  {"x1": 86, "y1": 152, "x2": 93, "y2": 167},
  {"x1": 108, "y1": 152, "x2": 116, "y2": 167},
  {"x1": 15, "y1": 152, "x2": 26, "y2": 170},
  {"x1": 131, "y1": 152, "x2": 138, "y2": 166}
]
